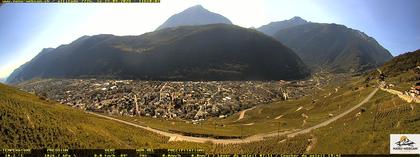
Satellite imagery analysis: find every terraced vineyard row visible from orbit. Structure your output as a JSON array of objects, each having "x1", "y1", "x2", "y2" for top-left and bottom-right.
[{"x1": 375, "y1": 104, "x2": 413, "y2": 120}]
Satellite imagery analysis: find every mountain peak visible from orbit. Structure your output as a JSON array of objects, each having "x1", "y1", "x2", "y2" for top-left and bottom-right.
[
  {"x1": 290, "y1": 16, "x2": 306, "y2": 22},
  {"x1": 257, "y1": 16, "x2": 308, "y2": 36},
  {"x1": 188, "y1": 5, "x2": 205, "y2": 10},
  {"x1": 183, "y1": 5, "x2": 209, "y2": 14},
  {"x1": 156, "y1": 5, "x2": 232, "y2": 30}
]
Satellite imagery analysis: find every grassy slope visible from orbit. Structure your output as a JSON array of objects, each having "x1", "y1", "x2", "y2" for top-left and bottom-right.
[
  {"x1": 0, "y1": 83, "x2": 168, "y2": 148},
  {"x1": 312, "y1": 90, "x2": 419, "y2": 153},
  {"x1": 312, "y1": 50, "x2": 420, "y2": 153},
  {"x1": 366, "y1": 49, "x2": 419, "y2": 91},
  {"x1": 155, "y1": 76, "x2": 394, "y2": 154}
]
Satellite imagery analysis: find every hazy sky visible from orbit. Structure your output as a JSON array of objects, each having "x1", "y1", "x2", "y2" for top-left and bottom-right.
[{"x1": 0, "y1": 0, "x2": 419, "y2": 78}]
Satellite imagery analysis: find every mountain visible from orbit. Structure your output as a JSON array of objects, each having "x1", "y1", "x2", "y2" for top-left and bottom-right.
[
  {"x1": 257, "y1": 16, "x2": 308, "y2": 36},
  {"x1": 0, "y1": 83, "x2": 168, "y2": 148},
  {"x1": 6, "y1": 48, "x2": 55, "y2": 84},
  {"x1": 156, "y1": 5, "x2": 232, "y2": 30},
  {"x1": 7, "y1": 24, "x2": 310, "y2": 84},
  {"x1": 273, "y1": 23, "x2": 393, "y2": 72}
]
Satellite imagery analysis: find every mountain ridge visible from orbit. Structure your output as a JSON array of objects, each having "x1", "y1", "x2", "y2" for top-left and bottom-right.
[
  {"x1": 273, "y1": 22, "x2": 393, "y2": 72},
  {"x1": 257, "y1": 16, "x2": 308, "y2": 36},
  {"x1": 7, "y1": 24, "x2": 310, "y2": 84}
]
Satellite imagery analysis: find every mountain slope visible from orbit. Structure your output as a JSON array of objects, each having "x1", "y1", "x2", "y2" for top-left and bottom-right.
[
  {"x1": 6, "y1": 48, "x2": 55, "y2": 84},
  {"x1": 7, "y1": 24, "x2": 310, "y2": 84},
  {"x1": 0, "y1": 83, "x2": 168, "y2": 148},
  {"x1": 257, "y1": 16, "x2": 308, "y2": 36},
  {"x1": 375, "y1": 49, "x2": 419, "y2": 78},
  {"x1": 156, "y1": 5, "x2": 232, "y2": 30},
  {"x1": 273, "y1": 23, "x2": 393, "y2": 72},
  {"x1": 313, "y1": 51, "x2": 419, "y2": 153},
  {"x1": 365, "y1": 49, "x2": 419, "y2": 91}
]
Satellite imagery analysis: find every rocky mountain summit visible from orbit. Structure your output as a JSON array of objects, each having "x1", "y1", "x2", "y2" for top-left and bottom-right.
[{"x1": 156, "y1": 5, "x2": 232, "y2": 30}]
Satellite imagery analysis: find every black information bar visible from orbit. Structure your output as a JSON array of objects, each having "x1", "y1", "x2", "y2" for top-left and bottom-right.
[{"x1": 0, "y1": 149, "x2": 419, "y2": 157}]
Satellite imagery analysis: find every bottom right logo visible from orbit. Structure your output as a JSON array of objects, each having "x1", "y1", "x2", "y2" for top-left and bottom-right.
[{"x1": 390, "y1": 134, "x2": 420, "y2": 154}]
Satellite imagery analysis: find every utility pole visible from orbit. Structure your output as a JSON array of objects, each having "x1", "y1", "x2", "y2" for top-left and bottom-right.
[
  {"x1": 239, "y1": 124, "x2": 245, "y2": 154},
  {"x1": 373, "y1": 103, "x2": 379, "y2": 131},
  {"x1": 277, "y1": 121, "x2": 280, "y2": 141},
  {"x1": 214, "y1": 122, "x2": 217, "y2": 130},
  {"x1": 240, "y1": 125, "x2": 243, "y2": 140},
  {"x1": 372, "y1": 102, "x2": 379, "y2": 143}
]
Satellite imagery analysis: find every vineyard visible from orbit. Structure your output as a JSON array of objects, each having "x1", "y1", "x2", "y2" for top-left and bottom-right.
[
  {"x1": 0, "y1": 83, "x2": 170, "y2": 148},
  {"x1": 375, "y1": 103, "x2": 413, "y2": 120},
  {"x1": 209, "y1": 134, "x2": 311, "y2": 154},
  {"x1": 310, "y1": 90, "x2": 419, "y2": 154},
  {"x1": 157, "y1": 134, "x2": 311, "y2": 154}
]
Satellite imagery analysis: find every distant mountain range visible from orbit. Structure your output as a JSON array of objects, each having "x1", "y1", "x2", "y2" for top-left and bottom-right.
[
  {"x1": 258, "y1": 17, "x2": 393, "y2": 72},
  {"x1": 156, "y1": 5, "x2": 232, "y2": 30},
  {"x1": 7, "y1": 24, "x2": 309, "y2": 84},
  {"x1": 7, "y1": 5, "x2": 396, "y2": 83},
  {"x1": 273, "y1": 23, "x2": 393, "y2": 72}
]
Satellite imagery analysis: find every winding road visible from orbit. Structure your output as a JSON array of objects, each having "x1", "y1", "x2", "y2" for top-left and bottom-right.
[
  {"x1": 234, "y1": 106, "x2": 256, "y2": 122},
  {"x1": 87, "y1": 88, "x2": 379, "y2": 144},
  {"x1": 380, "y1": 87, "x2": 419, "y2": 103}
]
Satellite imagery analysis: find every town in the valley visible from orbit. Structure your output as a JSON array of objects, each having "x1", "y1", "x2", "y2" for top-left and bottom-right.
[{"x1": 17, "y1": 73, "x2": 334, "y2": 121}]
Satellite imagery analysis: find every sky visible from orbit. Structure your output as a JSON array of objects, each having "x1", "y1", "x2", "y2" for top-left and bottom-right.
[{"x1": 0, "y1": 0, "x2": 419, "y2": 78}]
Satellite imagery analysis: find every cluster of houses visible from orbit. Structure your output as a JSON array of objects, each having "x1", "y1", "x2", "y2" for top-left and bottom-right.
[
  {"x1": 18, "y1": 78, "x2": 325, "y2": 120},
  {"x1": 406, "y1": 82, "x2": 420, "y2": 101}
]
